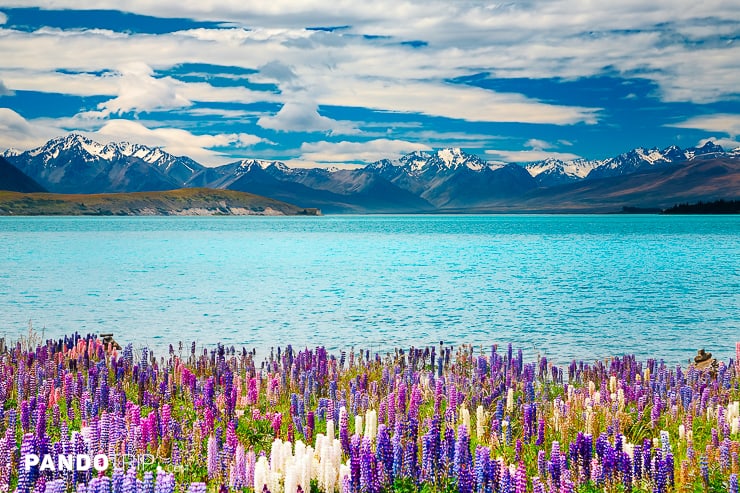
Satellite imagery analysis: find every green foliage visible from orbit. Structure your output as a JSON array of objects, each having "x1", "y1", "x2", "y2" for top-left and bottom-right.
[
  {"x1": 393, "y1": 477, "x2": 418, "y2": 493},
  {"x1": 237, "y1": 417, "x2": 275, "y2": 454}
]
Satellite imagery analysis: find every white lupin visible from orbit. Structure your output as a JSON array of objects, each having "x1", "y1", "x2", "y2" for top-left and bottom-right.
[
  {"x1": 364, "y1": 409, "x2": 377, "y2": 440},
  {"x1": 254, "y1": 456, "x2": 270, "y2": 492},
  {"x1": 284, "y1": 463, "x2": 298, "y2": 493},
  {"x1": 507, "y1": 388, "x2": 514, "y2": 413},
  {"x1": 300, "y1": 446, "x2": 313, "y2": 491},
  {"x1": 476, "y1": 405, "x2": 485, "y2": 440},
  {"x1": 624, "y1": 442, "x2": 634, "y2": 459},
  {"x1": 461, "y1": 407, "x2": 471, "y2": 433},
  {"x1": 355, "y1": 416, "x2": 363, "y2": 437},
  {"x1": 282, "y1": 440, "x2": 293, "y2": 474}
]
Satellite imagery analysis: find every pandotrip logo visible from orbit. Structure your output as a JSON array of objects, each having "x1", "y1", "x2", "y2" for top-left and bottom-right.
[
  {"x1": 22, "y1": 453, "x2": 167, "y2": 472},
  {"x1": 24, "y1": 454, "x2": 110, "y2": 472}
]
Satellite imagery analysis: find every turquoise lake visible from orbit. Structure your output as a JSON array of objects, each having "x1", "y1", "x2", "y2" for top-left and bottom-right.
[{"x1": 0, "y1": 215, "x2": 738, "y2": 364}]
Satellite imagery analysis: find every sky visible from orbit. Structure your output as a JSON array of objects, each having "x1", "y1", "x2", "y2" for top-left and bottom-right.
[{"x1": 0, "y1": 1, "x2": 738, "y2": 168}]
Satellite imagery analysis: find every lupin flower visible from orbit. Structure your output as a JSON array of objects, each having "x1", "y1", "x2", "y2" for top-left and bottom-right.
[
  {"x1": 207, "y1": 435, "x2": 220, "y2": 479},
  {"x1": 339, "y1": 407, "x2": 350, "y2": 455},
  {"x1": 18, "y1": 433, "x2": 37, "y2": 493},
  {"x1": 141, "y1": 472, "x2": 154, "y2": 493},
  {"x1": 453, "y1": 425, "x2": 471, "y2": 480},
  {"x1": 359, "y1": 436, "x2": 375, "y2": 493},
  {"x1": 186, "y1": 483, "x2": 206, "y2": 493},
  {"x1": 515, "y1": 461, "x2": 526, "y2": 493},
  {"x1": 375, "y1": 424, "x2": 393, "y2": 484}
]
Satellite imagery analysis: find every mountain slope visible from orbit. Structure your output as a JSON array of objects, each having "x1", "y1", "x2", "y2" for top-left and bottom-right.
[
  {"x1": 0, "y1": 156, "x2": 46, "y2": 192},
  {"x1": 224, "y1": 164, "x2": 433, "y2": 213}
]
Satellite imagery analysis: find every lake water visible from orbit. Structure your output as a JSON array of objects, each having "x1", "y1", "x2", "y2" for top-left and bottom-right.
[{"x1": 0, "y1": 215, "x2": 738, "y2": 365}]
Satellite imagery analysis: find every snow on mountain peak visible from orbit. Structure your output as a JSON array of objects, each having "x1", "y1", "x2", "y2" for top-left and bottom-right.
[
  {"x1": 2, "y1": 147, "x2": 22, "y2": 157},
  {"x1": 235, "y1": 159, "x2": 289, "y2": 172},
  {"x1": 525, "y1": 157, "x2": 595, "y2": 180},
  {"x1": 390, "y1": 148, "x2": 489, "y2": 173}
]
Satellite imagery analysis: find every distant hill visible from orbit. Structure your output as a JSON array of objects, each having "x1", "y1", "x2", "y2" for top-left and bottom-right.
[
  {"x1": 0, "y1": 156, "x2": 46, "y2": 192},
  {"x1": 662, "y1": 199, "x2": 740, "y2": 214},
  {"x1": 0, "y1": 188, "x2": 313, "y2": 216}
]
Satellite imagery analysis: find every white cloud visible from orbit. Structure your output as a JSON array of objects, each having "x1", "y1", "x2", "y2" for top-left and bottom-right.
[
  {"x1": 298, "y1": 138, "x2": 431, "y2": 165},
  {"x1": 0, "y1": 108, "x2": 64, "y2": 151},
  {"x1": 184, "y1": 108, "x2": 253, "y2": 118},
  {"x1": 485, "y1": 138, "x2": 581, "y2": 162},
  {"x1": 96, "y1": 63, "x2": 191, "y2": 115},
  {"x1": 485, "y1": 149, "x2": 581, "y2": 163},
  {"x1": 257, "y1": 101, "x2": 360, "y2": 134},
  {"x1": 697, "y1": 136, "x2": 740, "y2": 151},
  {"x1": 0, "y1": 12, "x2": 7, "y2": 25},
  {"x1": 317, "y1": 80, "x2": 598, "y2": 124},
  {"x1": 524, "y1": 138, "x2": 553, "y2": 150},
  {"x1": 668, "y1": 114, "x2": 740, "y2": 137}
]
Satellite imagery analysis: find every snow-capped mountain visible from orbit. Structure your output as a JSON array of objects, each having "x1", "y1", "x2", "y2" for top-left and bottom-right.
[
  {"x1": 3, "y1": 134, "x2": 737, "y2": 212},
  {"x1": 368, "y1": 148, "x2": 536, "y2": 208},
  {"x1": 3, "y1": 134, "x2": 203, "y2": 193},
  {"x1": 526, "y1": 142, "x2": 725, "y2": 187},
  {"x1": 525, "y1": 158, "x2": 596, "y2": 186},
  {"x1": 114, "y1": 141, "x2": 203, "y2": 184},
  {"x1": 371, "y1": 148, "x2": 503, "y2": 175},
  {"x1": 185, "y1": 158, "x2": 292, "y2": 189}
]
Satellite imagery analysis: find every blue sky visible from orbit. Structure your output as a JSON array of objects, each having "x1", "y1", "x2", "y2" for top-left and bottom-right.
[{"x1": 0, "y1": 2, "x2": 738, "y2": 167}]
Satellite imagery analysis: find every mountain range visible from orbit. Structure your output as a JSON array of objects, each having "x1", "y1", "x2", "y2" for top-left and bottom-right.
[{"x1": 2, "y1": 134, "x2": 738, "y2": 213}]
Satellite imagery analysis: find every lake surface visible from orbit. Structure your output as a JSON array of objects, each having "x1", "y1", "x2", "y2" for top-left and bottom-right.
[{"x1": 0, "y1": 215, "x2": 738, "y2": 365}]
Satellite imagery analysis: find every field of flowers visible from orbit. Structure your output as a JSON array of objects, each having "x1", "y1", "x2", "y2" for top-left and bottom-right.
[{"x1": 0, "y1": 333, "x2": 739, "y2": 493}]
